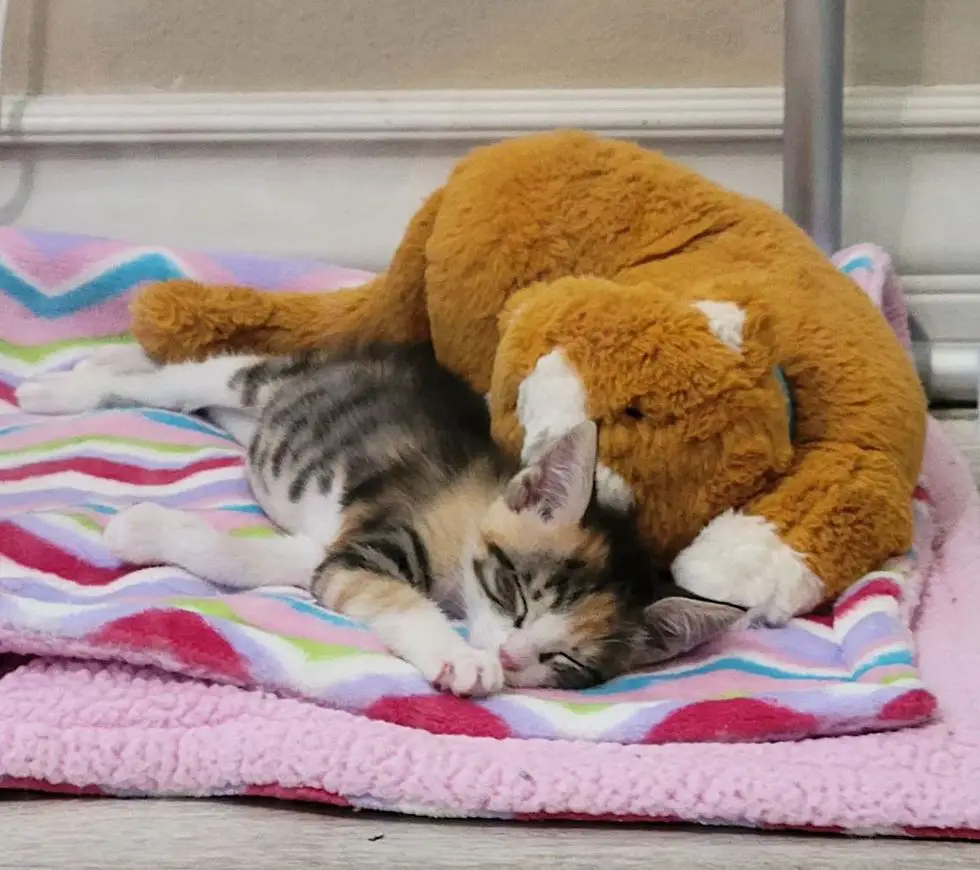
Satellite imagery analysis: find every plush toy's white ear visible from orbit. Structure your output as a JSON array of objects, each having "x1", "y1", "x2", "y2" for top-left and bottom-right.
[
  {"x1": 505, "y1": 421, "x2": 597, "y2": 527},
  {"x1": 692, "y1": 300, "x2": 746, "y2": 352}
]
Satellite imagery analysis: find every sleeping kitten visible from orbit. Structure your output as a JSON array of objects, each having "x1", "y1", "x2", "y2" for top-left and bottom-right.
[{"x1": 16, "y1": 343, "x2": 743, "y2": 696}]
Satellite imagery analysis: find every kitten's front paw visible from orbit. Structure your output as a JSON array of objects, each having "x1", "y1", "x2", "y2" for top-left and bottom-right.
[
  {"x1": 419, "y1": 644, "x2": 504, "y2": 697},
  {"x1": 672, "y1": 510, "x2": 825, "y2": 625},
  {"x1": 104, "y1": 503, "x2": 201, "y2": 565},
  {"x1": 434, "y1": 647, "x2": 505, "y2": 697},
  {"x1": 16, "y1": 369, "x2": 108, "y2": 415}
]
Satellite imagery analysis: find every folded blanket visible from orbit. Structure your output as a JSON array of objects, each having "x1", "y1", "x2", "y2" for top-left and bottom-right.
[
  {"x1": 3, "y1": 234, "x2": 978, "y2": 838},
  {"x1": 0, "y1": 231, "x2": 937, "y2": 745}
]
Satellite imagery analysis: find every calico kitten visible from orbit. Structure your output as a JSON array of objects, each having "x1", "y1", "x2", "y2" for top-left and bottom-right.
[{"x1": 16, "y1": 342, "x2": 743, "y2": 696}]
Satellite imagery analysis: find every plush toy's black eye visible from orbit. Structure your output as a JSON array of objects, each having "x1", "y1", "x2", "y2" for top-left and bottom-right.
[{"x1": 624, "y1": 405, "x2": 644, "y2": 420}]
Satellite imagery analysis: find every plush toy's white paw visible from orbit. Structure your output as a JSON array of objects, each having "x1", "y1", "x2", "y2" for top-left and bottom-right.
[
  {"x1": 15, "y1": 369, "x2": 109, "y2": 415},
  {"x1": 671, "y1": 510, "x2": 825, "y2": 625},
  {"x1": 76, "y1": 344, "x2": 157, "y2": 375},
  {"x1": 104, "y1": 503, "x2": 203, "y2": 566}
]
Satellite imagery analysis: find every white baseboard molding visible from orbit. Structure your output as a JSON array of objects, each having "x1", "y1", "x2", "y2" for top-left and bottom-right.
[
  {"x1": 2, "y1": 85, "x2": 980, "y2": 144},
  {"x1": 0, "y1": 86, "x2": 977, "y2": 372}
]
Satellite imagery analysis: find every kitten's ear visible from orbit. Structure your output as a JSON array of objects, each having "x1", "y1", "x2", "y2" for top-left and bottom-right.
[
  {"x1": 638, "y1": 594, "x2": 744, "y2": 664},
  {"x1": 505, "y1": 421, "x2": 597, "y2": 527}
]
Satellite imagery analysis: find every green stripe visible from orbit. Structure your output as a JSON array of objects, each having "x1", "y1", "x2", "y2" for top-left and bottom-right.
[
  {"x1": 177, "y1": 600, "x2": 242, "y2": 621},
  {"x1": 289, "y1": 636, "x2": 368, "y2": 662},
  {"x1": 881, "y1": 673, "x2": 918, "y2": 685},
  {"x1": 61, "y1": 512, "x2": 103, "y2": 533},
  {"x1": 555, "y1": 701, "x2": 615, "y2": 715},
  {"x1": 230, "y1": 526, "x2": 278, "y2": 539},
  {"x1": 177, "y1": 600, "x2": 363, "y2": 662},
  {"x1": 0, "y1": 334, "x2": 133, "y2": 364},
  {"x1": 0, "y1": 434, "x2": 219, "y2": 459}
]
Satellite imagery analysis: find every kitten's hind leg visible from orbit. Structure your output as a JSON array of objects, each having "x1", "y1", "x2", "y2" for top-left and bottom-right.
[
  {"x1": 74, "y1": 343, "x2": 158, "y2": 375},
  {"x1": 16, "y1": 353, "x2": 265, "y2": 416},
  {"x1": 105, "y1": 503, "x2": 321, "y2": 591},
  {"x1": 205, "y1": 407, "x2": 258, "y2": 446}
]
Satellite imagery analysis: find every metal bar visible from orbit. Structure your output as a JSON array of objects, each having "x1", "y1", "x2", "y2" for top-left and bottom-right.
[
  {"x1": 781, "y1": 2, "x2": 977, "y2": 406},
  {"x1": 782, "y1": 0, "x2": 846, "y2": 254}
]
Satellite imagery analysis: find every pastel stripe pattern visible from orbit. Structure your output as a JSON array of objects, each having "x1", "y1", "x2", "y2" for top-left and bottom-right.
[{"x1": 0, "y1": 229, "x2": 938, "y2": 745}]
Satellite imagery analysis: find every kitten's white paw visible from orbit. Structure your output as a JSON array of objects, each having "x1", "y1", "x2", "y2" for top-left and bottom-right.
[
  {"x1": 415, "y1": 643, "x2": 504, "y2": 697},
  {"x1": 105, "y1": 503, "x2": 202, "y2": 565},
  {"x1": 433, "y1": 646, "x2": 505, "y2": 697},
  {"x1": 76, "y1": 343, "x2": 156, "y2": 375},
  {"x1": 16, "y1": 369, "x2": 109, "y2": 415},
  {"x1": 671, "y1": 510, "x2": 825, "y2": 625}
]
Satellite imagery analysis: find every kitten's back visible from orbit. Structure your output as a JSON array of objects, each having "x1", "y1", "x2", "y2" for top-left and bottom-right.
[{"x1": 246, "y1": 344, "x2": 516, "y2": 565}]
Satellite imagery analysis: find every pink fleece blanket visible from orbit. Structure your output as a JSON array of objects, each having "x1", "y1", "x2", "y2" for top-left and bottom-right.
[{"x1": 0, "y1": 235, "x2": 977, "y2": 838}]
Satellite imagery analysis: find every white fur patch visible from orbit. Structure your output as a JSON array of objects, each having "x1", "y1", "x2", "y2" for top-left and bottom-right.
[
  {"x1": 104, "y1": 502, "x2": 322, "y2": 591},
  {"x1": 693, "y1": 300, "x2": 745, "y2": 352},
  {"x1": 75, "y1": 343, "x2": 157, "y2": 374},
  {"x1": 517, "y1": 350, "x2": 589, "y2": 463},
  {"x1": 594, "y1": 465, "x2": 635, "y2": 511},
  {"x1": 250, "y1": 460, "x2": 346, "y2": 549},
  {"x1": 671, "y1": 510, "x2": 825, "y2": 625},
  {"x1": 15, "y1": 353, "x2": 264, "y2": 416},
  {"x1": 206, "y1": 407, "x2": 258, "y2": 445},
  {"x1": 517, "y1": 349, "x2": 635, "y2": 511},
  {"x1": 366, "y1": 604, "x2": 504, "y2": 697}
]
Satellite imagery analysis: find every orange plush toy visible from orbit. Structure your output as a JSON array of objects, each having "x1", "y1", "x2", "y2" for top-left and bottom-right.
[{"x1": 131, "y1": 131, "x2": 927, "y2": 623}]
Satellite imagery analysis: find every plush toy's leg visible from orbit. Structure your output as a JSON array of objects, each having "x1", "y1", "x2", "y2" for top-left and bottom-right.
[
  {"x1": 672, "y1": 442, "x2": 917, "y2": 624},
  {"x1": 131, "y1": 190, "x2": 444, "y2": 364}
]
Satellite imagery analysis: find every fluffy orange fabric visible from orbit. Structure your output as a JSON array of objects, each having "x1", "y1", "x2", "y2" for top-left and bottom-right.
[{"x1": 131, "y1": 131, "x2": 926, "y2": 607}]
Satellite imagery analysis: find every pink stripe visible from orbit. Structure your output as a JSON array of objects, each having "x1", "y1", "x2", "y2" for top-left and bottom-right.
[
  {"x1": 0, "y1": 411, "x2": 239, "y2": 451},
  {"x1": 0, "y1": 296, "x2": 132, "y2": 344},
  {"x1": 227, "y1": 597, "x2": 389, "y2": 653},
  {"x1": 532, "y1": 672, "x2": 853, "y2": 704},
  {"x1": 0, "y1": 269, "x2": 375, "y2": 347}
]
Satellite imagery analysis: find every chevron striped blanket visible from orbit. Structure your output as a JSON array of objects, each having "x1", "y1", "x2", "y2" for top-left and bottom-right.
[{"x1": 0, "y1": 229, "x2": 938, "y2": 744}]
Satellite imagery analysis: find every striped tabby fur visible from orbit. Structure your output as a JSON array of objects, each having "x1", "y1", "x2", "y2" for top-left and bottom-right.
[{"x1": 16, "y1": 342, "x2": 744, "y2": 695}]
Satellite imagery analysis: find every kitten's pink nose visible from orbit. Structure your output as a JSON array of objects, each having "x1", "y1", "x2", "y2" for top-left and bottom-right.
[{"x1": 499, "y1": 649, "x2": 520, "y2": 672}]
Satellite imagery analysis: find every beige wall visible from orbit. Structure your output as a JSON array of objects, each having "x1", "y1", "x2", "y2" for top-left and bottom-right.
[{"x1": 5, "y1": 0, "x2": 980, "y2": 94}]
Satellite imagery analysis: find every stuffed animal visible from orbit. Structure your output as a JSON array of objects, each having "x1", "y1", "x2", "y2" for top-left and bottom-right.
[{"x1": 131, "y1": 130, "x2": 927, "y2": 623}]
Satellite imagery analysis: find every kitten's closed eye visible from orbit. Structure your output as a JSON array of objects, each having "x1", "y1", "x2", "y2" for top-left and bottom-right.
[
  {"x1": 472, "y1": 554, "x2": 529, "y2": 628},
  {"x1": 539, "y1": 650, "x2": 603, "y2": 686},
  {"x1": 483, "y1": 545, "x2": 530, "y2": 626}
]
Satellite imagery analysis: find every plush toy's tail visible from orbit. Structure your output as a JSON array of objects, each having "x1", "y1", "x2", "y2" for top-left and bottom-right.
[{"x1": 131, "y1": 190, "x2": 444, "y2": 363}]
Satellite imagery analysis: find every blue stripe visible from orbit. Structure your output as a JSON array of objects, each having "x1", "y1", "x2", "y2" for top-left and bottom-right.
[
  {"x1": 839, "y1": 255, "x2": 874, "y2": 275},
  {"x1": 270, "y1": 594, "x2": 472, "y2": 640},
  {"x1": 851, "y1": 649, "x2": 914, "y2": 680},
  {"x1": 141, "y1": 409, "x2": 239, "y2": 441},
  {"x1": 0, "y1": 254, "x2": 187, "y2": 318},
  {"x1": 773, "y1": 365, "x2": 796, "y2": 440},
  {"x1": 578, "y1": 657, "x2": 848, "y2": 695},
  {"x1": 0, "y1": 421, "x2": 34, "y2": 436},
  {"x1": 81, "y1": 503, "x2": 118, "y2": 515}
]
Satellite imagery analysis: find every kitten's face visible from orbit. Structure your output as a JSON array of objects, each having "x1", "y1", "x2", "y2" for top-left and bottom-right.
[
  {"x1": 463, "y1": 422, "x2": 743, "y2": 690},
  {"x1": 465, "y1": 515, "x2": 624, "y2": 689}
]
